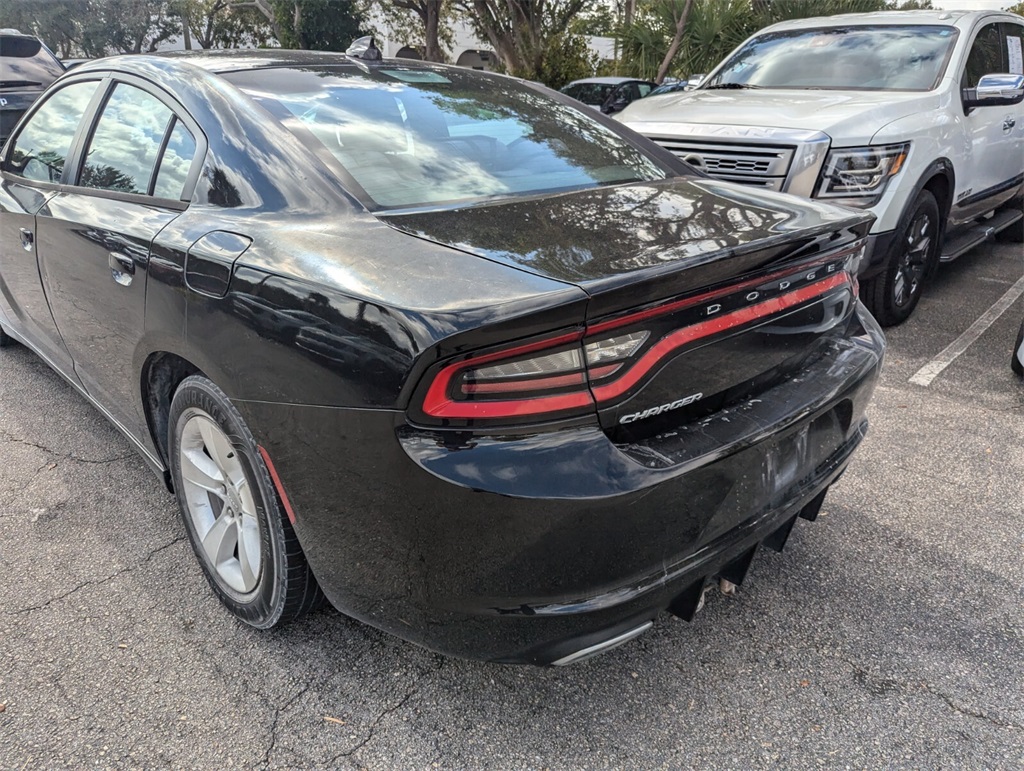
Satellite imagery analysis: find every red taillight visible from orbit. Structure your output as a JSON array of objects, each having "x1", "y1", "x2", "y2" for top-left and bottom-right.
[
  {"x1": 418, "y1": 249, "x2": 859, "y2": 425},
  {"x1": 420, "y1": 332, "x2": 596, "y2": 420},
  {"x1": 591, "y1": 271, "x2": 849, "y2": 403}
]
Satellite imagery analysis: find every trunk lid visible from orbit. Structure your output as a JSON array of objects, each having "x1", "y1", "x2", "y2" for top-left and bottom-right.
[
  {"x1": 380, "y1": 177, "x2": 868, "y2": 313},
  {"x1": 388, "y1": 177, "x2": 872, "y2": 436}
]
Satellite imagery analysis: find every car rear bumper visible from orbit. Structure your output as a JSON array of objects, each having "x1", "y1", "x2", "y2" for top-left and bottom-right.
[{"x1": 236, "y1": 304, "x2": 885, "y2": 664}]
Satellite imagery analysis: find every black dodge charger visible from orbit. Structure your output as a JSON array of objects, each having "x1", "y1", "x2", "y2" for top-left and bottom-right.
[{"x1": 0, "y1": 47, "x2": 885, "y2": 665}]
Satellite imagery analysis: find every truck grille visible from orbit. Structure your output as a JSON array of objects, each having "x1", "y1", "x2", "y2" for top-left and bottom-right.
[{"x1": 647, "y1": 138, "x2": 795, "y2": 192}]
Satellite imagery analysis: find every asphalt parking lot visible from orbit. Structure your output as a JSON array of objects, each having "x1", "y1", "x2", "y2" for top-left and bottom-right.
[{"x1": 1, "y1": 239, "x2": 1022, "y2": 769}]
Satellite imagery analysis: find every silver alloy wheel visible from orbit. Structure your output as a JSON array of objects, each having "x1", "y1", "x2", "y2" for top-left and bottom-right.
[{"x1": 178, "y1": 413, "x2": 262, "y2": 594}]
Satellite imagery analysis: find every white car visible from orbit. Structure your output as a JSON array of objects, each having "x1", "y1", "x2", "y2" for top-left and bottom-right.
[{"x1": 618, "y1": 10, "x2": 1024, "y2": 325}]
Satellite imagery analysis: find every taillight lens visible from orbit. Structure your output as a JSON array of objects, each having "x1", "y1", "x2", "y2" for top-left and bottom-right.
[
  {"x1": 417, "y1": 243, "x2": 862, "y2": 426},
  {"x1": 420, "y1": 332, "x2": 595, "y2": 421}
]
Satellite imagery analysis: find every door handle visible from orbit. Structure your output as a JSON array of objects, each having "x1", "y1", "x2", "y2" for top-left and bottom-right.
[
  {"x1": 19, "y1": 228, "x2": 33, "y2": 252},
  {"x1": 108, "y1": 251, "x2": 135, "y2": 287}
]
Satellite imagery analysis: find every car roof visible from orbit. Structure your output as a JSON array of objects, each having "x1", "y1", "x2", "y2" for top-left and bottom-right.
[
  {"x1": 71, "y1": 49, "x2": 534, "y2": 86},
  {"x1": 153, "y1": 48, "x2": 362, "y2": 73},
  {"x1": 765, "y1": 9, "x2": 1015, "y2": 32}
]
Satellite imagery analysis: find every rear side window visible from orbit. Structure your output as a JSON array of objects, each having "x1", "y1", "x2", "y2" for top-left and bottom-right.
[
  {"x1": 5, "y1": 80, "x2": 100, "y2": 183},
  {"x1": 80, "y1": 83, "x2": 173, "y2": 195},
  {"x1": 152, "y1": 118, "x2": 197, "y2": 200}
]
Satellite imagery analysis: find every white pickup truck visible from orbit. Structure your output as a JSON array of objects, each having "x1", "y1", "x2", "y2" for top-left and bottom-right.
[{"x1": 618, "y1": 10, "x2": 1024, "y2": 325}]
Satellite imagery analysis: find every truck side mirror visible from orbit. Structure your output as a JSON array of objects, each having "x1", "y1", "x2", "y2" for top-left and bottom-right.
[{"x1": 962, "y1": 73, "x2": 1024, "y2": 109}]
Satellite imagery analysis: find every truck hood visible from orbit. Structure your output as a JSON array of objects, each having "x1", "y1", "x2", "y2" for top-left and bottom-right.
[
  {"x1": 618, "y1": 88, "x2": 938, "y2": 145},
  {"x1": 380, "y1": 177, "x2": 871, "y2": 317}
]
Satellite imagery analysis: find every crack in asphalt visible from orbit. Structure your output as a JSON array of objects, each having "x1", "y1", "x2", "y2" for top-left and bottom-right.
[
  {"x1": 7, "y1": 536, "x2": 185, "y2": 615},
  {"x1": 924, "y1": 685, "x2": 1024, "y2": 731},
  {"x1": 0, "y1": 431, "x2": 132, "y2": 465},
  {"x1": 259, "y1": 641, "x2": 387, "y2": 769},
  {"x1": 833, "y1": 653, "x2": 1024, "y2": 732},
  {"x1": 262, "y1": 681, "x2": 318, "y2": 769},
  {"x1": 330, "y1": 687, "x2": 418, "y2": 763},
  {"x1": 327, "y1": 657, "x2": 445, "y2": 765}
]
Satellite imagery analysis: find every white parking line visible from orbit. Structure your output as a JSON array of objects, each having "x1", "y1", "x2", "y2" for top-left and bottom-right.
[{"x1": 909, "y1": 273, "x2": 1024, "y2": 387}]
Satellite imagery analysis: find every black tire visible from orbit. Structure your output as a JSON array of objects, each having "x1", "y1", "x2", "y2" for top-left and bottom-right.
[
  {"x1": 1012, "y1": 321, "x2": 1024, "y2": 377},
  {"x1": 0, "y1": 325, "x2": 15, "y2": 348},
  {"x1": 862, "y1": 189, "x2": 941, "y2": 327},
  {"x1": 168, "y1": 375, "x2": 324, "y2": 628}
]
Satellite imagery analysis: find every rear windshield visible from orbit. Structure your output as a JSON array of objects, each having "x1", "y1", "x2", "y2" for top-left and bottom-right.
[
  {"x1": 225, "y1": 66, "x2": 668, "y2": 209},
  {"x1": 0, "y1": 35, "x2": 65, "y2": 88},
  {"x1": 704, "y1": 25, "x2": 958, "y2": 92}
]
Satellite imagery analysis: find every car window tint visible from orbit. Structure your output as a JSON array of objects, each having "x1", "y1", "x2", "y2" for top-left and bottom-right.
[
  {"x1": 80, "y1": 83, "x2": 172, "y2": 195},
  {"x1": 637, "y1": 83, "x2": 653, "y2": 97},
  {"x1": 6, "y1": 80, "x2": 99, "y2": 183},
  {"x1": 227, "y1": 67, "x2": 668, "y2": 209},
  {"x1": 152, "y1": 118, "x2": 197, "y2": 200},
  {"x1": 964, "y1": 23, "x2": 1004, "y2": 87}
]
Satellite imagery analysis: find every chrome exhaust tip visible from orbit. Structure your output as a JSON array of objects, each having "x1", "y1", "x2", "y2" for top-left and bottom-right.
[{"x1": 551, "y1": 621, "x2": 654, "y2": 666}]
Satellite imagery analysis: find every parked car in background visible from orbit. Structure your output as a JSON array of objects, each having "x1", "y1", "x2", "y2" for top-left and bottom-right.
[
  {"x1": 560, "y1": 76, "x2": 658, "y2": 114},
  {"x1": 0, "y1": 49, "x2": 884, "y2": 665},
  {"x1": 618, "y1": 10, "x2": 1024, "y2": 326},
  {"x1": 0, "y1": 29, "x2": 65, "y2": 143},
  {"x1": 1013, "y1": 319, "x2": 1024, "y2": 376}
]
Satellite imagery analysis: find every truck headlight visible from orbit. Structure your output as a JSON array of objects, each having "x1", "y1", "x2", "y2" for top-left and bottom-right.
[{"x1": 815, "y1": 143, "x2": 910, "y2": 206}]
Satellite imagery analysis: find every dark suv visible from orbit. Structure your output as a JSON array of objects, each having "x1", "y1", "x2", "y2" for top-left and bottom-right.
[{"x1": 0, "y1": 30, "x2": 65, "y2": 143}]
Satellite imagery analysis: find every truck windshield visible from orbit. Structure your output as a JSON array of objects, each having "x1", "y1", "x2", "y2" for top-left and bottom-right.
[
  {"x1": 225, "y1": 66, "x2": 668, "y2": 209},
  {"x1": 704, "y1": 25, "x2": 958, "y2": 92}
]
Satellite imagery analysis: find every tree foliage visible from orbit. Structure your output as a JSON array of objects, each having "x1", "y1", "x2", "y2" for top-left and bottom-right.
[
  {"x1": 172, "y1": 0, "x2": 274, "y2": 49},
  {"x1": 80, "y1": 0, "x2": 181, "y2": 55},
  {"x1": 0, "y1": 0, "x2": 89, "y2": 57},
  {"x1": 233, "y1": 0, "x2": 366, "y2": 50},
  {"x1": 370, "y1": 0, "x2": 450, "y2": 61},
  {"x1": 455, "y1": 0, "x2": 593, "y2": 86}
]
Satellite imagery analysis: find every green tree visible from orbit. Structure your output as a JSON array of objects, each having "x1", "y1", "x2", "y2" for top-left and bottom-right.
[
  {"x1": 455, "y1": 0, "x2": 592, "y2": 86},
  {"x1": 172, "y1": 0, "x2": 274, "y2": 49},
  {"x1": 0, "y1": 0, "x2": 90, "y2": 58},
  {"x1": 375, "y1": 0, "x2": 449, "y2": 62},
  {"x1": 619, "y1": 0, "x2": 756, "y2": 82},
  {"x1": 79, "y1": 0, "x2": 181, "y2": 56},
  {"x1": 233, "y1": 0, "x2": 366, "y2": 49},
  {"x1": 1005, "y1": 1, "x2": 1024, "y2": 16}
]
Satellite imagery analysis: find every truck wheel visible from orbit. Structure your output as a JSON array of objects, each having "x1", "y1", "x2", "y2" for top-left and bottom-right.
[
  {"x1": 168, "y1": 375, "x2": 324, "y2": 628},
  {"x1": 0, "y1": 326, "x2": 14, "y2": 348},
  {"x1": 862, "y1": 189, "x2": 940, "y2": 327}
]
